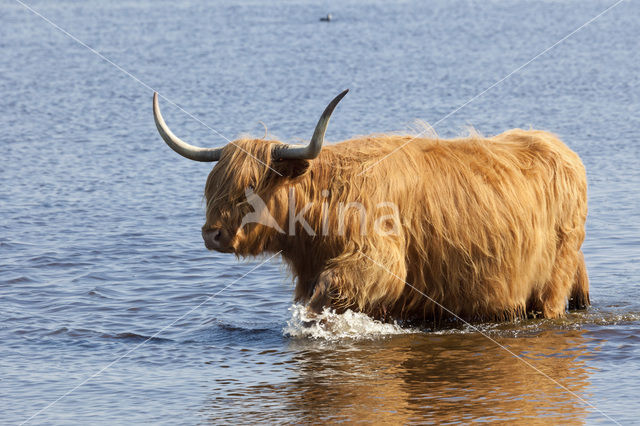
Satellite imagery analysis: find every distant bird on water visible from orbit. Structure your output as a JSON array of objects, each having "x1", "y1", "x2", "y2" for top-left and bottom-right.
[{"x1": 320, "y1": 13, "x2": 332, "y2": 22}]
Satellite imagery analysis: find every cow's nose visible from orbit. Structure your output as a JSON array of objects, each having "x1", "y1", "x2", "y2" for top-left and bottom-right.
[{"x1": 202, "y1": 227, "x2": 230, "y2": 251}]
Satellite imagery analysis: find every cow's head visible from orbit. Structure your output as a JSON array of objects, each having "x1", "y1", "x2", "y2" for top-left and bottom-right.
[{"x1": 153, "y1": 90, "x2": 348, "y2": 256}]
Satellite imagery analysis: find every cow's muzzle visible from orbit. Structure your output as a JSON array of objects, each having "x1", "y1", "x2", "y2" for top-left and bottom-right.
[{"x1": 202, "y1": 227, "x2": 233, "y2": 252}]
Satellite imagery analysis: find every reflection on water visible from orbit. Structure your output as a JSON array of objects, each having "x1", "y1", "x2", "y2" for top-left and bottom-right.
[{"x1": 204, "y1": 326, "x2": 597, "y2": 424}]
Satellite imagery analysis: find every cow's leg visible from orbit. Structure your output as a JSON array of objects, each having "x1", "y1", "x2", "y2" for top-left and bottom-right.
[
  {"x1": 308, "y1": 270, "x2": 337, "y2": 314},
  {"x1": 568, "y1": 251, "x2": 590, "y2": 310},
  {"x1": 541, "y1": 235, "x2": 583, "y2": 318},
  {"x1": 308, "y1": 246, "x2": 408, "y2": 318}
]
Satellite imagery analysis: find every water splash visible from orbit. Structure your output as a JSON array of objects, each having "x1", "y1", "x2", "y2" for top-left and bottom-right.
[
  {"x1": 283, "y1": 304, "x2": 419, "y2": 340},
  {"x1": 283, "y1": 304, "x2": 640, "y2": 340}
]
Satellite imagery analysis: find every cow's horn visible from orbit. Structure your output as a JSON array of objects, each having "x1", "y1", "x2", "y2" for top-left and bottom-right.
[
  {"x1": 153, "y1": 92, "x2": 222, "y2": 162},
  {"x1": 273, "y1": 89, "x2": 348, "y2": 160}
]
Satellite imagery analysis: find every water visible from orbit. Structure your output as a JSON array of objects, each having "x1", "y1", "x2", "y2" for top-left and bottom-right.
[{"x1": 1, "y1": 0, "x2": 639, "y2": 423}]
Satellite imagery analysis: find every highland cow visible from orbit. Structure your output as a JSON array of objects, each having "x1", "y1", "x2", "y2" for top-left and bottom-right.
[{"x1": 153, "y1": 90, "x2": 589, "y2": 323}]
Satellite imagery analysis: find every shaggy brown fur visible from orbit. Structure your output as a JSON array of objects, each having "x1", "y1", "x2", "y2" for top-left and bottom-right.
[{"x1": 203, "y1": 129, "x2": 589, "y2": 322}]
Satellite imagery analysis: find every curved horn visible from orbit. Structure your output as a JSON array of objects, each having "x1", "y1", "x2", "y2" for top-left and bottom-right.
[
  {"x1": 273, "y1": 89, "x2": 348, "y2": 160},
  {"x1": 153, "y1": 92, "x2": 222, "y2": 162}
]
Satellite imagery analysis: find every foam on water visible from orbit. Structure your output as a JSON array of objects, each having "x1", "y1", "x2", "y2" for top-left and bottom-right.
[
  {"x1": 283, "y1": 304, "x2": 419, "y2": 340},
  {"x1": 284, "y1": 304, "x2": 640, "y2": 340}
]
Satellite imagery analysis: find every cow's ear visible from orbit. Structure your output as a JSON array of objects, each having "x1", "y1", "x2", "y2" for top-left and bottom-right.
[{"x1": 271, "y1": 159, "x2": 310, "y2": 179}]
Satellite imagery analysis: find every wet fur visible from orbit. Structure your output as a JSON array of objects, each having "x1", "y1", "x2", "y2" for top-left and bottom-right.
[{"x1": 203, "y1": 129, "x2": 589, "y2": 322}]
